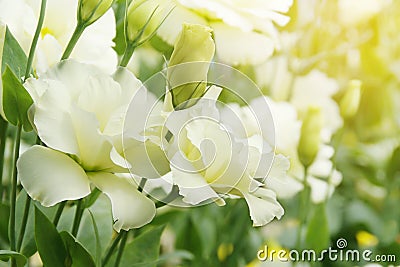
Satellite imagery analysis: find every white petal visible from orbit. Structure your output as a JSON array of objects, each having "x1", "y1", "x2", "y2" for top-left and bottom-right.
[
  {"x1": 87, "y1": 172, "x2": 156, "y2": 231},
  {"x1": 124, "y1": 138, "x2": 170, "y2": 179},
  {"x1": 43, "y1": 60, "x2": 103, "y2": 100},
  {"x1": 211, "y1": 22, "x2": 274, "y2": 65},
  {"x1": 157, "y1": 2, "x2": 208, "y2": 45},
  {"x1": 35, "y1": 34, "x2": 63, "y2": 75},
  {"x1": 242, "y1": 187, "x2": 284, "y2": 227},
  {"x1": 172, "y1": 168, "x2": 225, "y2": 206},
  {"x1": 17, "y1": 145, "x2": 91, "y2": 207},
  {"x1": 265, "y1": 154, "x2": 303, "y2": 199},
  {"x1": 77, "y1": 75, "x2": 122, "y2": 131}
]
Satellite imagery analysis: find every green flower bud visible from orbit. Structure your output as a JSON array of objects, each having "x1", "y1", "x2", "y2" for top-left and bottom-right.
[
  {"x1": 298, "y1": 106, "x2": 322, "y2": 168},
  {"x1": 167, "y1": 23, "x2": 215, "y2": 109},
  {"x1": 79, "y1": 0, "x2": 113, "y2": 25},
  {"x1": 126, "y1": 0, "x2": 161, "y2": 42},
  {"x1": 340, "y1": 79, "x2": 362, "y2": 119}
]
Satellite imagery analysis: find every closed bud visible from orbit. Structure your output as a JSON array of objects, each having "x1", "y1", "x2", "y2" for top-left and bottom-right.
[
  {"x1": 298, "y1": 106, "x2": 322, "y2": 168},
  {"x1": 126, "y1": 0, "x2": 161, "y2": 42},
  {"x1": 340, "y1": 79, "x2": 362, "y2": 119},
  {"x1": 79, "y1": 0, "x2": 113, "y2": 25},
  {"x1": 167, "y1": 23, "x2": 215, "y2": 109}
]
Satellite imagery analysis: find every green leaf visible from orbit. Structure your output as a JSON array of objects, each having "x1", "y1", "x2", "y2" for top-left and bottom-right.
[
  {"x1": 35, "y1": 206, "x2": 68, "y2": 267},
  {"x1": 60, "y1": 232, "x2": 96, "y2": 267},
  {"x1": 0, "y1": 204, "x2": 9, "y2": 245},
  {"x1": 120, "y1": 225, "x2": 165, "y2": 267},
  {"x1": 305, "y1": 203, "x2": 330, "y2": 253},
  {"x1": 87, "y1": 210, "x2": 102, "y2": 267},
  {"x1": 77, "y1": 195, "x2": 112, "y2": 260},
  {"x1": 191, "y1": 210, "x2": 216, "y2": 258},
  {"x1": 1, "y1": 66, "x2": 33, "y2": 131},
  {"x1": 0, "y1": 250, "x2": 27, "y2": 267},
  {"x1": 1, "y1": 27, "x2": 28, "y2": 78}
]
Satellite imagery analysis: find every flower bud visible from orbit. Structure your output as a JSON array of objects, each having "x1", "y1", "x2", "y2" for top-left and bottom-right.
[
  {"x1": 298, "y1": 106, "x2": 322, "y2": 168},
  {"x1": 340, "y1": 79, "x2": 362, "y2": 119},
  {"x1": 79, "y1": 0, "x2": 113, "y2": 25},
  {"x1": 167, "y1": 23, "x2": 215, "y2": 109},
  {"x1": 126, "y1": 0, "x2": 161, "y2": 42}
]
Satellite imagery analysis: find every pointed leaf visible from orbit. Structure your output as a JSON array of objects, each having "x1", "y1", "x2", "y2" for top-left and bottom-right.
[
  {"x1": 35, "y1": 206, "x2": 68, "y2": 267},
  {"x1": 0, "y1": 250, "x2": 27, "y2": 267},
  {"x1": 88, "y1": 210, "x2": 102, "y2": 267},
  {"x1": 120, "y1": 225, "x2": 165, "y2": 267},
  {"x1": 60, "y1": 231, "x2": 96, "y2": 267},
  {"x1": 305, "y1": 203, "x2": 330, "y2": 253},
  {"x1": 2, "y1": 66, "x2": 33, "y2": 131},
  {"x1": 1, "y1": 27, "x2": 27, "y2": 78}
]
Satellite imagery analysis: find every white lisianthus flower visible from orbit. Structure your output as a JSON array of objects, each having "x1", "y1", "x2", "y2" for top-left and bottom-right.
[
  {"x1": 267, "y1": 98, "x2": 342, "y2": 203},
  {"x1": 17, "y1": 60, "x2": 156, "y2": 231},
  {"x1": 152, "y1": 90, "x2": 286, "y2": 226},
  {"x1": 0, "y1": 0, "x2": 117, "y2": 74},
  {"x1": 289, "y1": 70, "x2": 343, "y2": 141},
  {"x1": 127, "y1": 0, "x2": 293, "y2": 65}
]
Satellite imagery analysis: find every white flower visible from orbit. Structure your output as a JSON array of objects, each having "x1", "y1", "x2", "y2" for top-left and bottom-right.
[
  {"x1": 127, "y1": 0, "x2": 293, "y2": 65},
  {"x1": 17, "y1": 60, "x2": 156, "y2": 231},
  {"x1": 256, "y1": 57, "x2": 343, "y2": 141},
  {"x1": 139, "y1": 91, "x2": 287, "y2": 226},
  {"x1": 0, "y1": 0, "x2": 117, "y2": 74},
  {"x1": 267, "y1": 97, "x2": 342, "y2": 203}
]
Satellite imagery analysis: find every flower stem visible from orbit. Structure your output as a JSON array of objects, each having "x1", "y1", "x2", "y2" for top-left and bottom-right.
[
  {"x1": 24, "y1": 0, "x2": 47, "y2": 81},
  {"x1": 114, "y1": 231, "x2": 128, "y2": 267},
  {"x1": 101, "y1": 231, "x2": 124, "y2": 267},
  {"x1": 71, "y1": 200, "x2": 84, "y2": 236},
  {"x1": 53, "y1": 201, "x2": 66, "y2": 226},
  {"x1": 61, "y1": 23, "x2": 86, "y2": 60},
  {"x1": 0, "y1": 118, "x2": 8, "y2": 200},
  {"x1": 119, "y1": 43, "x2": 136, "y2": 67},
  {"x1": 16, "y1": 194, "x2": 31, "y2": 251},
  {"x1": 9, "y1": 124, "x2": 22, "y2": 253},
  {"x1": 295, "y1": 166, "x2": 309, "y2": 250}
]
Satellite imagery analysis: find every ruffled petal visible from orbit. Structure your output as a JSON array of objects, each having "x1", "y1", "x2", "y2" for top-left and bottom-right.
[
  {"x1": 17, "y1": 145, "x2": 91, "y2": 207},
  {"x1": 242, "y1": 187, "x2": 284, "y2": 226},
  {"x1": 87, "y1": 172, "x2": 156, "y2": 231}
]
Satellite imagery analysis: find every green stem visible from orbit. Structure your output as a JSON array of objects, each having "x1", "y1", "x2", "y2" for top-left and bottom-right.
[
  {"x1": 61, "y1": 23, "x2": 86, "y2": 60},
  {"x1": 114, "y1": 231, "x2": 128, "y2": 267},
  {"x1": 9, "y1": 124, "x2": 22, "y2": 252},
  {"x1": 24, "y1": 0, "x2": 47, "y2": 81},
  {"x1": 119, "y1": 43, "x2": 136, "y2": 67},
  {"x1": 101, "y1": 231, "x2": 124, "y2": 267},
  {"x1": 0, "y1": 118, "x2": 8, "y2": 200},
  {"x1": 295, "y1": 166, "x2": 309, "y2": 251},
  {"x1": 16, "y1": 195, "x2": 31, "y2": 251},
  {"x1": 71, "y1": 200, "x2": 84, "y2": 236},
  {"x1": 53, "y1": 201, "x2": 66, "y2": 226}
]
